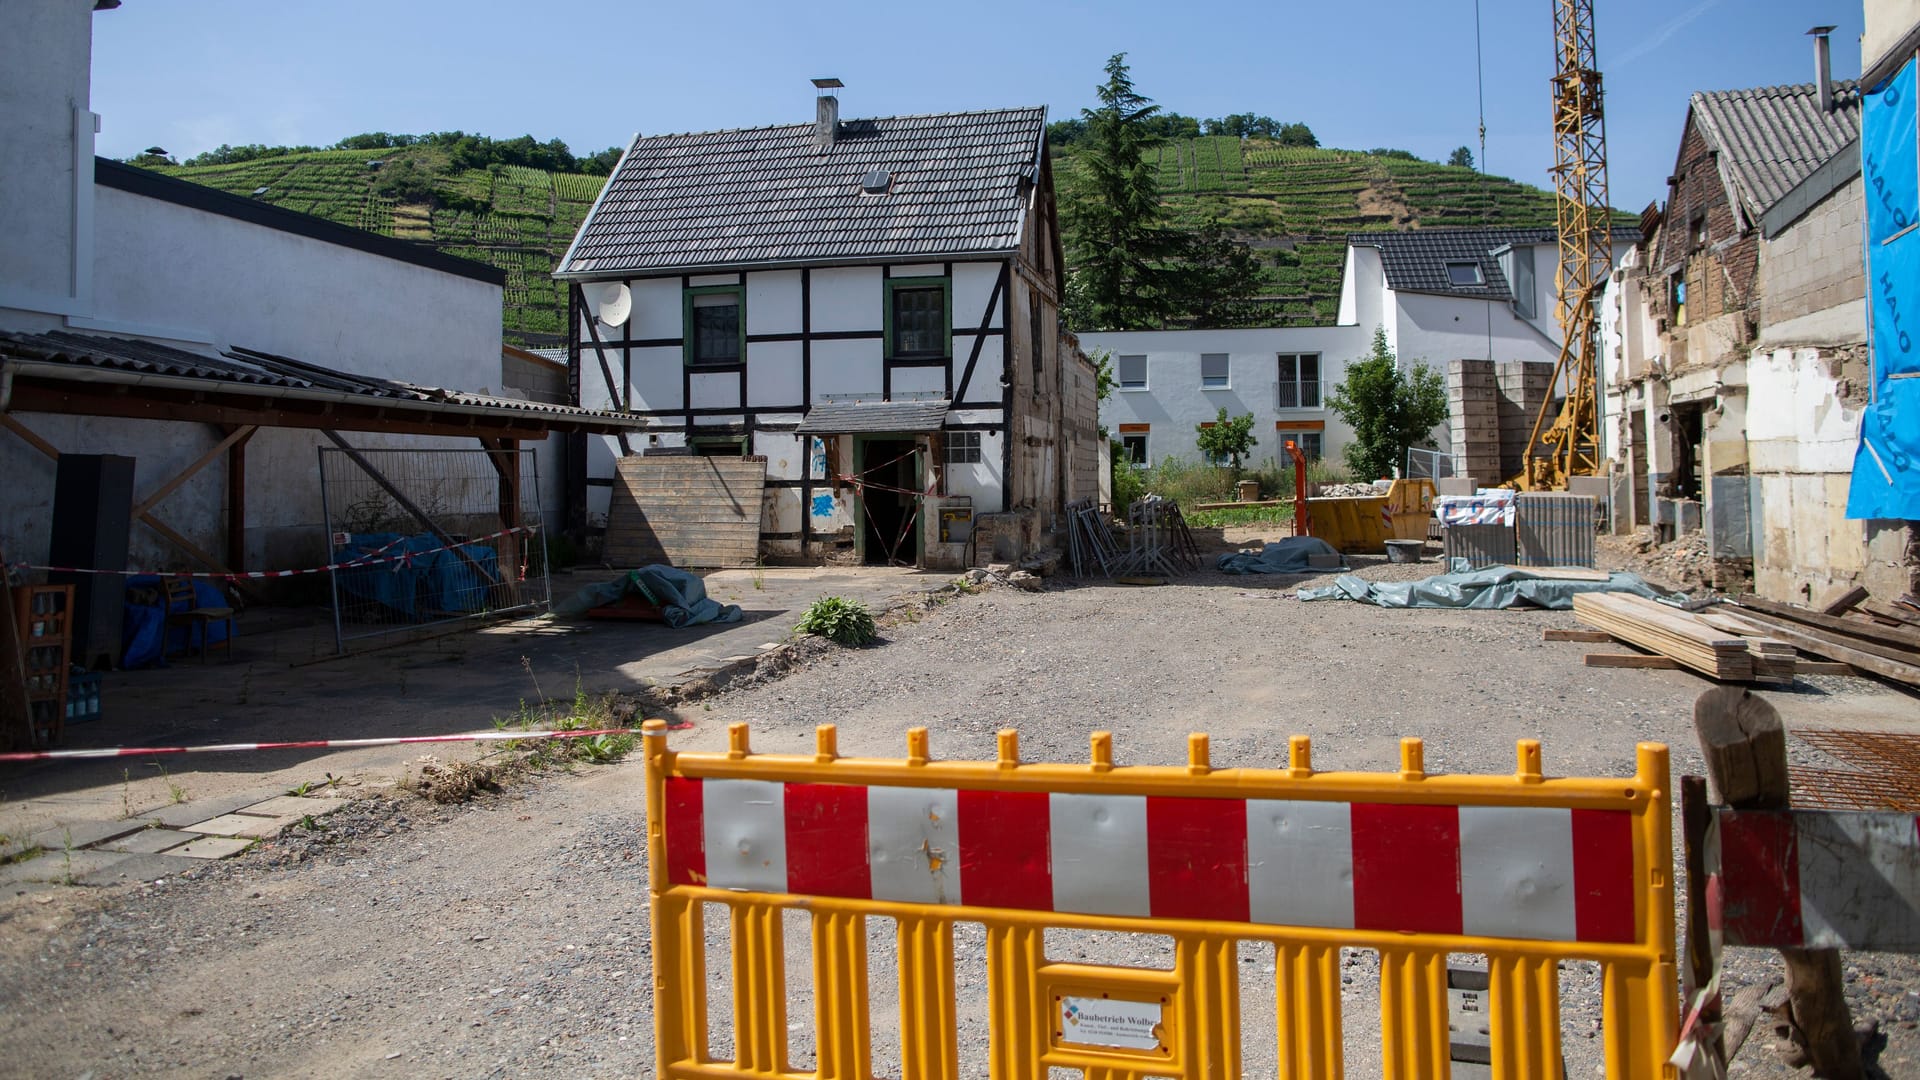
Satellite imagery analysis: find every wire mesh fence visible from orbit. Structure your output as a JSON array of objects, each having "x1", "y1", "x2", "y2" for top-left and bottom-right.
[
  {"x1": 1406, "y1": 448, "x2": 1460, "y2": 480},
  {"x1": 318, "y1": 446, "x2": 549, "y2": 653}
]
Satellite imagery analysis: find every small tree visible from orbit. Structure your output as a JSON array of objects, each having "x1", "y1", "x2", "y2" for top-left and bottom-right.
[
  {"x1": 1448, "y1": 145, "x2": 1475, "y2": 169},
  {"x1": 1196, "y1": 408, "x2": 1258, "y2": 472},
  {"x1": 1327, "y1": 327, "x2": 1449, "y2": 480}
]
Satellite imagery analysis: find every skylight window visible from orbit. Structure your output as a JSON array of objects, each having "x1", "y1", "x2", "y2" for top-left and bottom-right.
[
  {"x1": 1446, "y1": 261, "x2": 1485, "y2": 286},
  {"x1": 860, "y1": 168, "x2": 892, "y2": 195}
]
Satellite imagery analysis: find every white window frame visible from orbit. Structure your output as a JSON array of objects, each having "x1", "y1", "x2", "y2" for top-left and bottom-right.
[
  {"x1": 1279, "y1": 430, "x2": 1323, "y2": 460},
  {"x1": 1117, "y1": 354, "x2": 1148, "y2": 391},
  {"x1": 945, "y1": 430, "x2": 982, "y2": 465},
  {"x1": 1200, "y1": 352, "x2": 1230, "y2": 390},
  {"x1": 1276, "y1": 353, "x2": 1322, "y2": 409},
  {"x1": 1446, "y1": 260, "x2": 1485, "y2": 287}
]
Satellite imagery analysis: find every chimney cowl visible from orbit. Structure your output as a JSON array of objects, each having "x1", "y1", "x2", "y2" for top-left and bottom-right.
[{"x1": 1808, "y1": 26, "x2": 1836, "y2": 112}]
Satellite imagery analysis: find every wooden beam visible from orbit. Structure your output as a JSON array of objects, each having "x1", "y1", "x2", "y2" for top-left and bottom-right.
[
  {"x1": 226, "y1": 426, "x2": 247, "y2": 572},
  {"x1": 321, "y1": 430, "x2": 500, "y2": 586},
  {"x1": 1734, "y1": 593, "x2": 1920, "y2": 652},
  {"x1": 1544, "y1": 628, "x2": 1613, "y2": 642},
  {"x1": 131, "y1": 424, "x2": 255, "y2": 518},
  {"x1": 135, "y1": 509, "x2": 265, "y2": 604},
  {"x1": 1728, "y1": 608, "x2": 1920, "y2": 686},
  {"x1": 0, "y1": 542, "x2": 35, "y2": 752},
  {"x1": 1692, "y1": 688, "x2": 1862, "y2": 1078},
  {"x1": 1585, "y1": 652, "x2": 1680, "y2": 669},
  {"x1": 0, "y1": 414, "x2": 59, "y2": 460},
  {"x1": 1794, "y1": 660, "x2": 1858, "y2": 677},
  {"x1": 575, "y1": 285, "x2": 633, "y2": 457},
  {"x1": 6, "y1": 382, "x2": 576, "y2": 441},
  {"x1": 1816, "y1": 584, "x2": 1871, "y2": 616}
]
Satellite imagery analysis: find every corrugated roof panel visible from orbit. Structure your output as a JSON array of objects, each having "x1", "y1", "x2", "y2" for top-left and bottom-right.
[{"x1": 1691, "y1": 81, "x2": 1861, "y2": 219}]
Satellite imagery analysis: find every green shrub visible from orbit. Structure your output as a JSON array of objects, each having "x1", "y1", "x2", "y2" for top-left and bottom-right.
[{"x1": 795, "y1": 596, "x2": 878, "y2": 647}]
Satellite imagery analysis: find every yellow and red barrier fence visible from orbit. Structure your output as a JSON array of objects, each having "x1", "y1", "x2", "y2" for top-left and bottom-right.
[{"x1": 643, "y1": 721, "x2": 1678, "y2": 1079}]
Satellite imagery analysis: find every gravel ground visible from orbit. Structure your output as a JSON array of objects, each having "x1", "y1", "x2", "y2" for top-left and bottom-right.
[{"x1": 1, "y1": 546, "x2": 1914, "y2": 1078}]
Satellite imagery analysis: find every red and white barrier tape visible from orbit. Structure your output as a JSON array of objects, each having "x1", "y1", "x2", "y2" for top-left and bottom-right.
[
  {"x1": 6, "y1": 525, "x2": 541, "y2": 581},
  {"x1": 0, "y1": 725, "x2": 686, "y2": 764}
]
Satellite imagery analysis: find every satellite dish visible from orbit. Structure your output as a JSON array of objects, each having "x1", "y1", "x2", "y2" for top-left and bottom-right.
[{"x1": 586, "y1": 282, "x2": 631, "y2": 327}]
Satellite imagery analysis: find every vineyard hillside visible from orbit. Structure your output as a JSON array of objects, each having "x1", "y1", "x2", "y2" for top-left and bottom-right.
[
  {"x1": 154, "y1": 136, "x2": 1579, "y2": 339},
  {"x1": 1057, "y1": 136, "x2": 1572, "y2": 325}
]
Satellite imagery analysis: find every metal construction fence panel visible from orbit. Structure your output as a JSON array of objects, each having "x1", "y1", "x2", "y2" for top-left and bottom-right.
[
  {"x1": 317, "y1": 446, "x2": 549, "y2": 653},
  {"x1": 642, "y1": 722, "x2": 1680, "y2": 1079}
]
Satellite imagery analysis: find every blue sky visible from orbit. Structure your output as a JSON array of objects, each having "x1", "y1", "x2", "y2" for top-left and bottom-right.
[{"x1": 93, "y1": 0, "x2": 1863, "y2": 211}]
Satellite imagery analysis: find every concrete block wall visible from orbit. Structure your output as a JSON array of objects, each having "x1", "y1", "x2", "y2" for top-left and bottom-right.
[
  {"x1": 1448, "y1": 359, "x2": 1501, "y2": 484},
  {"x1": 1760, "y1": 175, "x2": 1866, "y2": 336},
  {"x1": 1495, "y1": 361, "x2": 1552, "y2": 480}
]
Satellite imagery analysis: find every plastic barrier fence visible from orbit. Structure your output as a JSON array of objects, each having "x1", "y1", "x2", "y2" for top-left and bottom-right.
[{"x1": 642, "y1": 721, "x2": 1678, "y2": 1080}]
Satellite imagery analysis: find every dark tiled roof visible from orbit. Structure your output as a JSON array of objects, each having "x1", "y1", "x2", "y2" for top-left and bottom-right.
[
  {"x1": 794, "y1": 398, "x2": 950, "y2": 434},
  {"x1": 1691, "y1": 82, "x2": 1862, "y2": 219},
  {"x1": 0, "y1": 331, "x2": 644, "y2": 430},
  {"x1": 558, "y1": 107, "x2": 1047, "y2": 277},
  {"x1": 1347, "y1": 226, "x2": 1643, "y2": 299}
]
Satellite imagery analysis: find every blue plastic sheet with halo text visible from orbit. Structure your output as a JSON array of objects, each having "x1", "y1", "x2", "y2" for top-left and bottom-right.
[{"x1": 1850, "y1": 56, "x2": 1920, "y2": 520}]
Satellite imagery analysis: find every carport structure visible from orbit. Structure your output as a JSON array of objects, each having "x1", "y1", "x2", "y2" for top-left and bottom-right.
[{"x1": 0, "y1": 329, "x2": 645, "y2": 596}]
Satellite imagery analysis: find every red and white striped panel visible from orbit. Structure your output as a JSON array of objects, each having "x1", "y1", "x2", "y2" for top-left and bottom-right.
[
  {"x1": 1718, "y1": 808, "x2": 1920, "y2": 952},
  {"x1": 663, "y1": 779, "x2": 1639, "y2": 944}
]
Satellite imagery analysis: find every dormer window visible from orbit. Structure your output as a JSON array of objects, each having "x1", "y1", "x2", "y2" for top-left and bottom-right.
[{"x1": 1446, "y1": 261, "x2": 1485, "y2": 286}]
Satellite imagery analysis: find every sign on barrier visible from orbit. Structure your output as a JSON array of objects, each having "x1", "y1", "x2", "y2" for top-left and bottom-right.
[{"x1": 643, "y1": 720, "x2": 1679, "y2": 1079}]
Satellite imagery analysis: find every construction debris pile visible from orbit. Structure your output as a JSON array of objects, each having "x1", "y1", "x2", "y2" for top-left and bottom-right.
[
  {"x1": 1065, "y1": 497, "x2": 1200, "y2": 579},
  {"x1": 1595, "y1": 527, "x2": 1746, "y2": 594},
  {"x1": 1571, "y1": 587, "x2": 1920, "y2": 690}
]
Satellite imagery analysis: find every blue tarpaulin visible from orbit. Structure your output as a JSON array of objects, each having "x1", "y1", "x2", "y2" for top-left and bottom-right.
[
  {"x1": 1851, "y1": 56, "x2": 1920, "y2": 520},
  {"x1": 1216, "y1": 536, "x2": 1348, "y2": 575},
  {"x1": 1297, "y1": 564, "x2": 1668, "y2": 610},
  {"x1": 333, "y1": 533, "x2": 497, "y2": 618},
  {"x1": 121, "y1": 575, "x2": 232, "y2": 669},
  {"x1": 555, "y1": 565, "x2": 742, "y2": 628}
]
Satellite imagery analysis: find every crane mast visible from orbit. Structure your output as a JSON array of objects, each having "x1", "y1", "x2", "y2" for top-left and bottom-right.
[{"x1": 1520, "y1": 0, "x2": 1612, "y2": 489}]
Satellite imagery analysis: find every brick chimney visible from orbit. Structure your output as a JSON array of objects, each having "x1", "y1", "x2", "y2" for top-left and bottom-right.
[{"x1": 812, "y1": 77, "x2": 842, "y2": 151}]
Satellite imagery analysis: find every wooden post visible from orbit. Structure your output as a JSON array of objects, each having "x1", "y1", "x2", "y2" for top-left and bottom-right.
[
  {"x1": 1679, "y1": 775, "x2": 1725, "y2": 1065},
  {"x1": 483, "y1": 437, "x2": 522, "y2": 608},
  {"x1": 225, "y1": 425, "x2": 250, "y2": 572},
  {"x1": 1692, "y1": 687, "x2": 1863, "y2": 1078},
  {"x1": 0, "y1": 543, "x2": 33, "y2": 753}
]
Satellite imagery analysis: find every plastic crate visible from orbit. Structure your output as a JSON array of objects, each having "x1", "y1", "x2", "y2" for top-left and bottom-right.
[{"x1": 65, "y1": 670, "x2": 102, "y2": 724}]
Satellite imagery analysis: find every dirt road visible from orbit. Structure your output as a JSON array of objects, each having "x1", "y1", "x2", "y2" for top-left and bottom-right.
[{"x1": 2, "y1": 555, "x2": 1914, "y2": 1077}]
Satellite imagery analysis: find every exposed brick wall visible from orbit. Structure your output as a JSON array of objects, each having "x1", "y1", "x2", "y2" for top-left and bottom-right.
[{"x1": 1650, "y1": 118, "x2": 1758, "y2": 337}]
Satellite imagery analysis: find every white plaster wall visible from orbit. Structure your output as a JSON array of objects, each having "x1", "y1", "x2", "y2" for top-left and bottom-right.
[
  {"x1": 811, "y1": 339, "x2": 884, "y2": 401},
  {"x1": 1747, "y1": 344, "x2": 1871, "y2": 600},
  {"x1": 747, "y1": 340, "x2": 803, "y2": 406},
  {"x1": 810, "y1": 267, "x2": 883, "y2": 331},
  {"x1": 747, "y1": 270, "x2": 802, "y2": 335},
  {"x1": 621, "y1": 345, "x2": 683, "y2": 412},
  {"x1": 1389, "y1": 290, "x2": 1562, "y2": 369},
  {"x1": 1080, "y1": 326, "x2": 1365, "y2": 468},
  {"x1": 92, "y1": 187, "x2": 500, "y2": 381},
  {"x1": 0, "y1": 0, "x2": 93, "y2": 324},
  {"x1": 946, "y1": 430, "x2": 1006, "y2": 514}
]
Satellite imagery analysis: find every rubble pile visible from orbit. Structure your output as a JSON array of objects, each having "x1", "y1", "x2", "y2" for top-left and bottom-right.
[
  {"x1": 1596, "y1": 527, "x2": 1749, "y2": 594},
  {"x1": 1315, "y1": 482, "x2": 1385, "y2": 497}
]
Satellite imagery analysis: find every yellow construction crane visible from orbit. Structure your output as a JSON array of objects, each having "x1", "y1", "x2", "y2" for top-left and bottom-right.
[{"x1": 1517, "y1": 0, "x2": 1612, "y2": 490}]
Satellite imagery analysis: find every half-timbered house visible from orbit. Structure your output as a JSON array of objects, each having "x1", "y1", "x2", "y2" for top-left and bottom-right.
[{"x1": 555, "y1": 86, "x2": 1100, "y2": 568}]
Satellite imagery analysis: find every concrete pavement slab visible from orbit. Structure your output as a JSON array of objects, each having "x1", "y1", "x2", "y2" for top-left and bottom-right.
[
  {"x1": 98, "y1": 828, "x2": 196, "y2": 854},
  {"x1": 239, "y1": 795, "x2": 349, "y2": 819},
  {"x1": 26, "y1": 818, "x2": 148, "y2": 851},
  {"x1": 138, "y1": 790, "x2": 287, "y2": 829},
  {"x1": 166, "y1": 836, "x2": 254, "y2": 860},
  {"x1": 182, "y1": 813, "x2": 302, "y2": 839},
  {"x1": 76, "y1": 852, "x2": 198, "y2": 885}
]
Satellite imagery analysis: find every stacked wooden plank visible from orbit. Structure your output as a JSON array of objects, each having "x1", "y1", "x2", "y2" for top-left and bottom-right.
[
  {"x1": 1695, "y1": 611, "x2": 1798, "y2": 683},
  {"x1": 1571, "y1": 593, "x2": 1791, "y2": 684},
  {"x1": 1726, "y1": 594, "x2": 1920, "y2": 690}
]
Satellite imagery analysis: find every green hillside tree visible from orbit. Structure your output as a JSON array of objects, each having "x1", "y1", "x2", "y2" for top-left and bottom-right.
[
  {"x1": 1327, "y1": 327, "x2": 1449, "y2": 479},
  {"x1": 1060, "y1": 54, "x2": 1263, "y2": 331},
  {"x1": 1448, "y1": 146, "x2": 1475, "y2": 169},
  {"x1": 1061, "y1": 53, "x2": 1171, "y2": 330},
  {"x1": 1196, "y1": 407, "x2": 1258, "y2": 471}
]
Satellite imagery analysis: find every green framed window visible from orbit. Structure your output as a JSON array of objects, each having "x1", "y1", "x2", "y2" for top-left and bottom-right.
[
  {"x1": 885, "y1": 276, "x2": 951, "y2": 359},
  {"x1": 684, "y1": 286, "x2": 745, "y2": 366}
]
